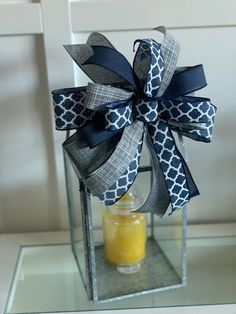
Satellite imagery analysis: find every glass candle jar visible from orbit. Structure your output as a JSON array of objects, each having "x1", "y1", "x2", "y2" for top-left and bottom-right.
[{"x1": 103, "y1": 192, "x2": 147, "y2": 273}]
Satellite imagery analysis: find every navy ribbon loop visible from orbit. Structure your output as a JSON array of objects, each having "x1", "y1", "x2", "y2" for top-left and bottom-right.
[
  {"x1": 84, "y1": 46, "x2": 138, "y2": 90},
  {"x1": 52, "y1": 29, "x2": 217, "y2": 216}
]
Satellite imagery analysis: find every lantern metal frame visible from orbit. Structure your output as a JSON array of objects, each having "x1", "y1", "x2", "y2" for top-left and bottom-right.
[{"x1": 63, "y1": 132, "x2": 187, "y2": 303}]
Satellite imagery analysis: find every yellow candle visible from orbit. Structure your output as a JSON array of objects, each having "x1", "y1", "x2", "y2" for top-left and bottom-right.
[{"x1": 103, "y1": 193, "x2": 147, "y2": 266}]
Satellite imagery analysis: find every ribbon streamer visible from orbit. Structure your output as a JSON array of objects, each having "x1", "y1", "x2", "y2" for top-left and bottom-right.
[{"x1": 52, "y1": 27, "x2": 217, "y2": 216}]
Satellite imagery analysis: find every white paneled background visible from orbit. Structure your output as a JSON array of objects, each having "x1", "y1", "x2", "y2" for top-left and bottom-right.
[
  {"x1": 0, "y1": 35, "x2": 61, "y2": 231},
  {"x1": 0, "y1": 0, "x2": 236, "y2": 233}
]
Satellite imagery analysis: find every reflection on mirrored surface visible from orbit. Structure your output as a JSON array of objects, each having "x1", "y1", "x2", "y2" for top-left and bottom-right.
[{"x1": 5, "y1": 236, "x2": 236, "y2": 314}]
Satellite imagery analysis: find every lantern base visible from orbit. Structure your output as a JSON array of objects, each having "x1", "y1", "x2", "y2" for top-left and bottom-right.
[{"x1": 74, "y1": 237, "x2": 184, "y2": 303}]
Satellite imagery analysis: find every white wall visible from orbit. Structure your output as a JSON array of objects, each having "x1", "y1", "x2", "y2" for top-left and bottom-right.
[
  {"x1": 0, "y1": 34, "x2": 62, "y2": 231},
  {"x1": 0, "y1": 0, "x2": 236, "y2": 233}
]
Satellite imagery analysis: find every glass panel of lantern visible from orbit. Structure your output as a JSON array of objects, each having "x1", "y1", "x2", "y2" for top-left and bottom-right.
[{"x1": 63, "y1": 139, "x2": 187, "y2": 303}]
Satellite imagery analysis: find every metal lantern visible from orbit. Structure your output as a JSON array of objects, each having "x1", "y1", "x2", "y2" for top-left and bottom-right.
[
  {"x1": 52, "y1": 27, "x2": 216, "y2": 304},
  {"x1": 63, "y1": 137, "x2": 187, "y2": 303}
]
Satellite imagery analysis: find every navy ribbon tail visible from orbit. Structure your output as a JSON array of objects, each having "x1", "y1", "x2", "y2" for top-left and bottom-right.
[
  {"x1": 177, "y1": 149, "x2": 200, "y2": 198},
  {"x1": 80, "y1": 122, "x2": 122, "y2": 148}
]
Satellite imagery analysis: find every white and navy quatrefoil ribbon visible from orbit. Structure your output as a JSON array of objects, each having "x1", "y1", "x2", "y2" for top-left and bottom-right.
[{"x1": 52, "y1": 27, "x2": 217, "y2": 217}]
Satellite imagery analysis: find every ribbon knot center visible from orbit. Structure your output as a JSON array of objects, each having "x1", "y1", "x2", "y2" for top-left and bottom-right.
[{"x1": 134, "y1": 96, "x2": 159, "y2": 123}]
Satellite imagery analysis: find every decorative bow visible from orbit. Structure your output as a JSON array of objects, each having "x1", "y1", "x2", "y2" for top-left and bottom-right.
[{"x1": 52, "y1": 27, "x2": 217, "y2": 217}]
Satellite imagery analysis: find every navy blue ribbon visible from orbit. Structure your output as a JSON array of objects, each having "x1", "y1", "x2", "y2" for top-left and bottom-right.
[{"x1": 84, "y1": 46, "x2": 138, "y2": 90}]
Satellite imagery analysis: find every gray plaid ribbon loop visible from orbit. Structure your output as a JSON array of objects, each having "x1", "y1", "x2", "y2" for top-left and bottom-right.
[
  {"x1": 84, "y1": 83, "x2": 133, "y2": 110},
  {"x1": 84, "y1": 120, "x2": 144, "y2": 195},
  {"x1": 53, "y1": 26, "x2": 217, "y2": 216}
]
